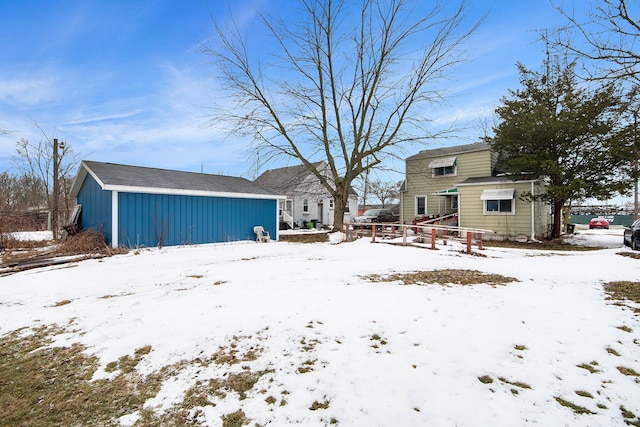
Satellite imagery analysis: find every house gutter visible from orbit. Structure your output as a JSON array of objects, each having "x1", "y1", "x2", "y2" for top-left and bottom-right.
[{"x1": 530, "y1": 181, "x2": 541, "y2": 242}]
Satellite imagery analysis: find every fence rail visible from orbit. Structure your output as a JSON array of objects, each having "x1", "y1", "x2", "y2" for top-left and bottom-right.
[{"x1": 347, "y1": 223, "x2": 494, "y2": 253}]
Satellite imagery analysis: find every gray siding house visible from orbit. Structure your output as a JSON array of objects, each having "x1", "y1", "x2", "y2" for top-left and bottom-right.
[{"x1": 255, "y1": 161, "x2": 358, "y2": 229}]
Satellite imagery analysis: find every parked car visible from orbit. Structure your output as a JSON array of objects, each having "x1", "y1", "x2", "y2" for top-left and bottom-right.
[
  {"x1": 352, "y1": 209, "x2": 397, "y2": 229},
  {"x1": 589, "y1": 218, "x2": 609, "y2": 229},
  {"x1": 623, "y1": 219, "x2": 640, "y2": 250}
]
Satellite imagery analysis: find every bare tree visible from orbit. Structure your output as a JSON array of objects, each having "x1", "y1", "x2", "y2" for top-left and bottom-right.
[
  {"x1": 14, "y1": 124, "x2": 78, "y2": 238},
  {"x1": 367, "y1": 179, "x2": 402, "y2": 208},
  {"x1": 552, "y1": 0, "x2": 640, "y2": 84},
  {"x1": 551, "y1": 0, "x2": 640, "y2": 216},
  {"x1": 203, "y1": 0, "x2": 482, "y2": 230}
]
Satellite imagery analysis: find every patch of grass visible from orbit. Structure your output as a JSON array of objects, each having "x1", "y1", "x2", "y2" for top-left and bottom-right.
[
  {"x1": 265, "y1": 395, "x2": 277, "y2": 405},
  {"x1": 298, "y1": 359, "x2": 316, "y2": 374},
  {"x1": 57, "y1": 230, "x2": 128, "y2": 256},
  {"x1": 221, "y1": 409, "x2": 248, "y2": 427},
  {"x1": 52, "y1": 299, "x2": 71, "y2": 307},
  {"x1": 0, "y1": 325, "x2": 161, "y2": 427},
  {"x1": 213, "y1": 280, "x2": 227, "y2": 286},
  {"x1": 617, "y1": 325, "x2": 633, "y2": 333},
  {"x1": 618, "y1": 251, "x2": 640, "y2": 260},
  {"x1": 575, "y1": 390, "x2": 594, "y2": 398},
  {"x1": 279, "y1": 232, "x2": 329, "y2": 243},
  {"x1": 617, "y1": 366, "x2": 640, "y2": 377},
  {"x1": 604, "y1": 281, "x2": 640, "y2": 304},
  {"x1": 110, "y1": 344, "x2": 152, "y2": 374},
  {"x1": 187, "y1": 274, "x2": 204, "y2": 279},
  {"x1": 620, "y1": 405, "x2": 640, "y2": 425},
  {"x1": 483, "y1": 238, "x2": 602, "y2": 251},
  {"x1": 478, "y1": 375, "x2": 493, "y2": 384},
  {"x1": 309, "y1": 399, "x2": 330, "y2": 410},
  {"x1": 554, "y1": 397, "x2": 596, "y2": 415},
  {"x1": 363, "y1": 269, "x2": 518, "y2": 287},
  {"x1": 514, "y1": 344, "x2": 527, "y2": 351},
  {"x1": 498, "y1": 377, "x2": 531, "y2": 389},
  {"x1": 577, "y1": 362, "x2": 600, "y2": 374},
  {"x1": 300, "y1": 337, "x2": 320, "y2": 352},
  {"x1": 370, "y1": 334, "x2": 387, "y2": 345},
  {"x1": 606, "y1": 347, "x2": 621, "y2": 356},
  {"x1": 225, "y1": 371, "x2": 262, "y2": 399}
]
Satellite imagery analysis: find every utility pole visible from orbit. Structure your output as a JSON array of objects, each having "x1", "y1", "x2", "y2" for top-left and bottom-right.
[{"x1": 52, "y1": 138, "x2": 64, "y2": 240}]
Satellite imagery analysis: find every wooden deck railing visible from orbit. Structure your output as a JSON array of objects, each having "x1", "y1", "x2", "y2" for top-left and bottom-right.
[{"x1": 346, "y1": 223, "x2": 494, "y2": 253}]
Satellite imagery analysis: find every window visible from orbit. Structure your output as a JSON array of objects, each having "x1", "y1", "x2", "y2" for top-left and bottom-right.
[
  {"x1": 485, "y1": 199, "x2": 512, "y2": 213},
  {"x1": 416, "y1": 196, "x2": 426, "y2": 216},
  {"x1": 433, "y1": 165, "x2": 455, "y2": 176},
  {"x1": 481, "y1": 189, "x2": 515, "y2": 214},
  {"x1": 329, "y1": 199, "x2": 334, "y2": 208},
  {"x1": 451, "y1": 195, "x2": 458, "y2": 209},
  {"x1": 303, "y1": 199, "x2": 309, "y2": 213},
  {"x1": 428, "y1": 157, "x2": 456, "y2": 177}
]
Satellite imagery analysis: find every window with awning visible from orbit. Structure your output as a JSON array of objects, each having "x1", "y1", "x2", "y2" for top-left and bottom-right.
[
  {"x1": 480, "y1": 188, "x2": 514, "y2": 200},
  {"x1": 428, "y1": 157, "x2": 456, "y2": 168},
  {"x1": 429, "y1": 157, "x2": 456, "y2": 176},
  {"x1": 481, "y1": 188, "x2": 515, "y2": 214}
]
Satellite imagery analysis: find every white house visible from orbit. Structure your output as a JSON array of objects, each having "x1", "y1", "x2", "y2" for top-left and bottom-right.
[{"x1": 255, "y1": 161, "x2": 358, "y2": 229}]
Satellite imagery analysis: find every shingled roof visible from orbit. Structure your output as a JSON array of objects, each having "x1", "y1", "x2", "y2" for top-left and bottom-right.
[
  {"x1": 71, "y1": 161, "x2": 282, "y2": 199},
  {"x1": 407, "y1": 142, "x2": 490, "y2": 161},
  {"x1": 254, "y1": 162, "x2": 324, "y2": 194}
]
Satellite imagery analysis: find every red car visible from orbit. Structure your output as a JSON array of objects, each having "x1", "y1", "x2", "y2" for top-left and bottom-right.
[{"x1": 589, "y1": 218, "x2": 609, "y2": 229}]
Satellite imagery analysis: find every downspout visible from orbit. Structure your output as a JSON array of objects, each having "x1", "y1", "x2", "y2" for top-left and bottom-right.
[
  {"x1": 530, "y1": 181, "x2": 541, "y2": 242},
  {"x1": 111, "y1": 191, "x2": 119, "y2": 248}
]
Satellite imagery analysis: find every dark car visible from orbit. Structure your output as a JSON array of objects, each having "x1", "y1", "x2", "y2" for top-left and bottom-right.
[
  {"x1": 352, "y1": 209, "x2": 397, "y2": 229},
  {"x1": 624, "y1": 219, "x2": 640, "y2": 251},
  {"x1": 589, "y1": 217, "x2": 609, "y2": 229}
]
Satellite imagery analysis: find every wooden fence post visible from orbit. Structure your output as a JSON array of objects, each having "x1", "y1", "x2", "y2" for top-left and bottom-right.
[
  {"x1": 466, "y1": 231, "x2": 472, "y2": 253},
  {"x1": 478, "y1": 232, "x2": 483, "y2": 250},
  {"x1": 372, "y1": 224, "x2": 376, "y2": 243},
  {"x1": 431, "y1": 228, "x2": 436, "y2": 249}
]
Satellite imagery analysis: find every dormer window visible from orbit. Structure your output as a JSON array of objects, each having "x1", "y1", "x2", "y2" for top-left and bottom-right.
[{"x1": 428, "y1": 157, "x2": 456, "y2": 177}]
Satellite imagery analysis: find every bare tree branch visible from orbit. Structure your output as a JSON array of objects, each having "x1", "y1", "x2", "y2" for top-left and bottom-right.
[
  {"x1": 202, "y1": 0, "x2": 483, "y2": 229},
  {"x1": 551, "y1": 0, "x2": 640, "y2": 84}
]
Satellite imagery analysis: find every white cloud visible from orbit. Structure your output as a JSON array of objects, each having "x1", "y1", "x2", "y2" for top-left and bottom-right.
[{"x1": 0, "y1": 77, "x2": 59, "y2": 107}]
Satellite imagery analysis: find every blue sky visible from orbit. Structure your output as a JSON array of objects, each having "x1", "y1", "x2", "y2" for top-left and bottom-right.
[{"x1": 0, "y1": 0, "x2": 580, "y2": 183}]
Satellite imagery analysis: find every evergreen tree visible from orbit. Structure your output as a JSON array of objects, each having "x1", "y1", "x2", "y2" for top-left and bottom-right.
[{"x1": 489, "y1": 57, "x2": 628, "y2": 238}]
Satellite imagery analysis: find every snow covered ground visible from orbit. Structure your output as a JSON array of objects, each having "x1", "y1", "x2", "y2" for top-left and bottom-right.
[{"x1": 1, "y1": 228, "x2": 639, "y2": 426}]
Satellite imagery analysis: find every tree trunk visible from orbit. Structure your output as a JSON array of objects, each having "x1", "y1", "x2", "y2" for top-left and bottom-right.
[
  {"x1": 552, "y1": 199, "x2": 565, "y2": 239},
  {"x1": 332, "y1": 199, "x2": 346, "y2": 232}
]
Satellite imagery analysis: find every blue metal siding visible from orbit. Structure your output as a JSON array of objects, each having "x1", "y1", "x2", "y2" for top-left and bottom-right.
[
  {"x1": 117, "y1": 192, "x2": 276, "y2": 247},
  {"x1": 76, "y1": 174, "x2": 113, "y2": 243}
]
